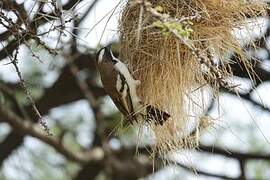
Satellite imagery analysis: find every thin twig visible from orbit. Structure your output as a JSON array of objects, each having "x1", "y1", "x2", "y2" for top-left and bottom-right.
[
  {"x1": 11, "y1": 48, "x2": 52, "y2": 136},
  {"x1": 0, "y1": 104, "x2": 103, "y2": 164}
]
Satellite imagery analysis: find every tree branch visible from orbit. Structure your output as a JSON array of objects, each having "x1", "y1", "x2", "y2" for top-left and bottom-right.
[
  {"x1": 0, "y1": 104, "x2": 104, "y2": 164},
  {"x1": 177, "y1": 162, "x2": 238, "y2": 180},
  {"x1": 199, "y1": 145, "x2": 270, "y2": 160}
]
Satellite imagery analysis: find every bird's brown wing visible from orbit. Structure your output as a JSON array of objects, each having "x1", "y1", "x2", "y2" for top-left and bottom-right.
[
  {"x1": 110, "y1": 88, "x2": 137, "y2": 124},
  {"x1": 116, "y1": 73, "x2": 134, "y2": 113},
  {"x1": 110, "y1": 73, "x2": 137, "y2": 124},
  {"x1": 98, "y1": 63, "x2": 136, "y2": 122},
  {"x1": 146, "y1": 105, "x2": 170, "y2": 125},
  {"x1": 111, "y1": 97, "x2": 130, "y2": 117}
]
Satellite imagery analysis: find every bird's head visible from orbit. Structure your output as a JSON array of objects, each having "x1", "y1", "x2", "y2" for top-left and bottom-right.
[{"x1": 96, "y1": 45, "x2": 116, "y2": 65}]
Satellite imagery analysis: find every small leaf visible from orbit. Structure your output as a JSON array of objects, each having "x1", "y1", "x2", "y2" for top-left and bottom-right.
[
  {"x1": 153, "y1": 20, "x2": 164, "y2": 28},
  {"x1": 155, "y1": 5, "x2": 164, "y2": 12}
]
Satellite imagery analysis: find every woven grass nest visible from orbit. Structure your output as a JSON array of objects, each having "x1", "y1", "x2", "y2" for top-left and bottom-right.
[{"x1": 119, "y1": 0, "x2": 266, "y2": 154}]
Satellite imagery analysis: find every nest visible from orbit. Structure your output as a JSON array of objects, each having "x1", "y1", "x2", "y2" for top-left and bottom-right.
[{"x1": 119, "y1": 0, "x2": 266, "y2": 155}]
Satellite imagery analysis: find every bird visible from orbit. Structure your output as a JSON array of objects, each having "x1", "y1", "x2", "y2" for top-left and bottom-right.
[{"x1": 96, "y1": 45, "x2": 170, "y2": 125}]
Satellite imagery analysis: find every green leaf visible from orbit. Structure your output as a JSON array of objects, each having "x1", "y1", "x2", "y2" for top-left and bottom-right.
[{"x1": 155, "y1": 5, "x2": 164, "y2": 13}]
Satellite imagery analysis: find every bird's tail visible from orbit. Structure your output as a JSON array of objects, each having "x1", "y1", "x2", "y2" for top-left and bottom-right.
[{"x1": 146, "y1": 105, "x2": 171, "y2": 125}]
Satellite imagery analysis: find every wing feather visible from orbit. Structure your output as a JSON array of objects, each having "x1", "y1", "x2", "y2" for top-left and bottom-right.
[{"x1": 116, "y1": 73, "x2": 134, "y2": 115}]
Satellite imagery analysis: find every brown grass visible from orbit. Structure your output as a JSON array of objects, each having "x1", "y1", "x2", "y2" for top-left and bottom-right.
[{"x1": 119, "y1": 0, "x2": 266, "y2": 155}]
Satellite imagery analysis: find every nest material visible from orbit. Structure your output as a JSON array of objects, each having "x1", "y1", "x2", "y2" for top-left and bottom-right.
[{"x1": 119, "y1": 0, "x2": 266, "y2": 154}]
